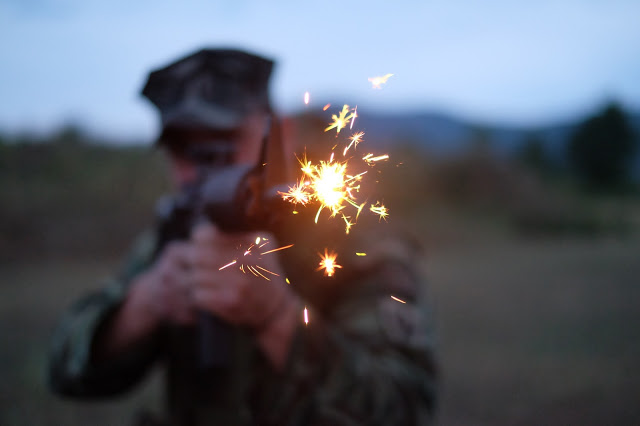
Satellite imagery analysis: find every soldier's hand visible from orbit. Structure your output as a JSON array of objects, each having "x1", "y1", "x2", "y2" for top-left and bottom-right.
[
  {"x1": 188, "y1": 222, "x2": 300, "y2": 333},
  {"x1": 96, "y1": 239, "x2": 200, "y2": 360},
  {"x1": 133, "y1": 240, "x2": 198, "y2": 325}
]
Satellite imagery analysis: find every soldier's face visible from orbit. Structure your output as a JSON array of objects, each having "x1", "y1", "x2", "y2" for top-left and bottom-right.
[{"x1": 164, "y1": 113, "x2": 268, "y2": 188}]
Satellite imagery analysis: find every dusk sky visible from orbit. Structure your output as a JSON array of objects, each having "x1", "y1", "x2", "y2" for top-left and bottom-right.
[{"x1": 2, "y1": 0, "x2": 639, "y2": 141}]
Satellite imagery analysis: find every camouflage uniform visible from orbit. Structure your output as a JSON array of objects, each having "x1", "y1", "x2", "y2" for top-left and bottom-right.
[
  {"x1": 49, "y1": 215, "x2": 438, "y2": 425},
  {"x1": 48, "y1": 48, "x2": 438, "y2": 425}
]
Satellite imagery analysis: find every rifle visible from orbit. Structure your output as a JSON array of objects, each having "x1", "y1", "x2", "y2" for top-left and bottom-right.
[{"x1": 154, "y1": 115, "x2": 292, "y2": 369}]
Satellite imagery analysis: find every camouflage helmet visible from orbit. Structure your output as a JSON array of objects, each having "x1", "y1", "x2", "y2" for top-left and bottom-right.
[{"x1": 141, "y1": 48, "x2": 275, "y2": 137}]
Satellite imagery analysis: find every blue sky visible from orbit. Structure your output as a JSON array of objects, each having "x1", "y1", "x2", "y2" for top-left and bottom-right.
[{"x1": 1, "y1": 0, "x2": 639, "y2": 140}]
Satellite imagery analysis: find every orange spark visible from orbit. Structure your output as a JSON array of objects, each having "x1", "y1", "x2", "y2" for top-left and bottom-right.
[
  {"x1": 391, "y1": 295, "x2": 406, "y2": 304},
  {"x1": 363, "y1": 153, "x2": 390, "y2": 164},
  {"x1": 368, "y1": 73, "x2": 394, "y2": 89},
  {"x1": 249, "y1": 265, "x2": 271, "y2": 280},
  {"x1": 219, "y1": 237, "x2": 293, "y2": 280},
  {"x1": 219, "y1": 260, "x2": 237, "y2": 270},
  {"x1": 342, "y1": 215, "x2": 354, "y2": 234},
  {"x1": 343, "y1": 131, "x2": 365, "y2": 156},
  {"x1": 370, "y1": 202, "x2": 389, "y2": 221},
  {"x1": 281, "y1": 106, "x2": 390, "y2": 233},
  {"x1": 280, "y1": 179, "x2": 310, "y2": 205},
  {"x1": 324, "y1": 104, "x2": 355, "y2": 134},
  {"x1": 282, "y1": 153, "x2": 375, "y2": 232},
  {"x1": 260, "y1": 244, "x2": 294, "y2": 255},
  {"x1": 317, "y1": 249, "x2": 342, "y2": 277},
  {"x1": 323, "y1": 103, "x2": 331, "y2": 111}
]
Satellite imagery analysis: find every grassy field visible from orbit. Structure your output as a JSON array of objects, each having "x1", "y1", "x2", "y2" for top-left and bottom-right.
[
  {"x1": 426, "y1": 234, "x2": 640, "y2": 425},
  {"x1": 1, "y1": 229, "x2": 639, "y2": 425}
]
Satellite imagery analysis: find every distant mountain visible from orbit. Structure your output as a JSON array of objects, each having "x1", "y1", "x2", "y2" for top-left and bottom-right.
[
  {"x1": 354, "y1": 111, "x2": 473, "y2": 154},
  {"x1": 352, "y1": 109, "x2": 640, "y2": 171}
]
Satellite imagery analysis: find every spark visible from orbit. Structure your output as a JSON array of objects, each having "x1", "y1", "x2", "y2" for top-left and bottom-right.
[
  {"x1": 219, "y1": 237, "x2": 293, "y2": 280},
  {"x1": 299, "y1": 155, "x2": 314, "y2": 175},
  {"x1": 356, "y1": 252, "x2": 367, "y2": 256},
  {"x1": 362, "y1": 153, "x2": 390, "y2": 164},
  {"x1": 323, "y1": 103, "x2": 331, "y2": 111},
  {"x1": 282, "y1": 154, "x2": 379, "y2": 232},
  {"x1": 350, "y1": 106, "x2": 358, "y2": 129},
  {"x1": 281, "y1": 180, "x2": 310, "y2": 205},
  {"x1": 286, "y1": 278, "x2": 291, "y2": 285},
  {"x1": 368, "y1": 73, "x2": 394, "y2": 89},
  {"x1": 390, "y1": 295, "x2": 406, "y2": 304},
  {"x1": 281, "y1": 105, "x2": 390, "y2": 233},
  {"x1": 370, "y1": 202, "x2": 389, "y2": 221},
  {"x1": 260, "y1": 244, "x2": 294, "y2": 255},
  {"x1": 249, "y1": 265, "x2": 271, "y2": 280},
  {"x1": 324, "y1": 104, "x2": 355, "y2": 135},
  {"x1": 343, "y1": 131, "x2": 365, "y2": 156},
  {"x1": 304, "y1": 91, "x2": 310, "y2": 105},
  {"x1": 355, "y1": 201, "x2": 366, "y2": 220},
  {"x1": 304, "y1": 306, "x2": 309, "y2": 324},
  {"x1": 219, "y1": 260, "x2": 237, "y2": 270},
  {"x1": 342, "y1": 215, "x2": 354, "y2": 234},
  {"x1": 317, "y1": 249, "x2": 342, "y2": 277}
]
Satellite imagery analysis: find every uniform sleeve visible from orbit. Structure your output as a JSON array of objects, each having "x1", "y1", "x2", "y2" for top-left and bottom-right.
[
  {"x1": 48, "y1": 232, "x2": 162, "y2": 398},
  {"x1": 253, "y1": 248, "x2": 438, "y2": 425}
]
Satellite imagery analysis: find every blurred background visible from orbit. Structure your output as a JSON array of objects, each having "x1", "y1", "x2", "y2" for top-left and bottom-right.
[{"x1": 1, "y1": 1, "x2": 640, "y2": 424}]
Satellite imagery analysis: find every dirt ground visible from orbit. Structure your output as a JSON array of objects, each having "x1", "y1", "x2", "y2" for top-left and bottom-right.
[{"x1": 1, "y1": 233, "x2": 639, "y2": 425}]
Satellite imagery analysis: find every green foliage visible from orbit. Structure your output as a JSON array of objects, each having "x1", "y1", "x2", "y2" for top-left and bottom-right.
[
  {"x1": 0, "y1": 135, "x2": 169, "y2": 261},
  {"x1": 517, "y1": 132, "x2": 554, "y2": 176},
  {"x1": 568, "y1": 103, "x2": 637, "y2": 191}
]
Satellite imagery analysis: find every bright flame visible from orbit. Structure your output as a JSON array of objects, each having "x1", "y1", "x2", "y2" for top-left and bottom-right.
[
  {"x1": 317, "y1": 249, "x2": 342, "y2": 277},
  {"x1": 280, "y1": 107, "x2": 390, "y2": 233},
  {"x1": 312, "y1": 161, "x2": 349, "y2": 212},
  {"x1": 304, "y1": 306, "x2": 309, "y2": 324},
  {"x1": 368, "y1": 73, "x2": 394, "y2": 89},
  {"x1": 281, "y1": 154, "x2": 366, "y2": 232}
]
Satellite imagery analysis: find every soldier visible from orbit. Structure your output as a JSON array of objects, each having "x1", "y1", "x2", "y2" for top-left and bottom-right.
[{"x1": 48, "y1": 48, "x2": 437, "y2": 426}]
